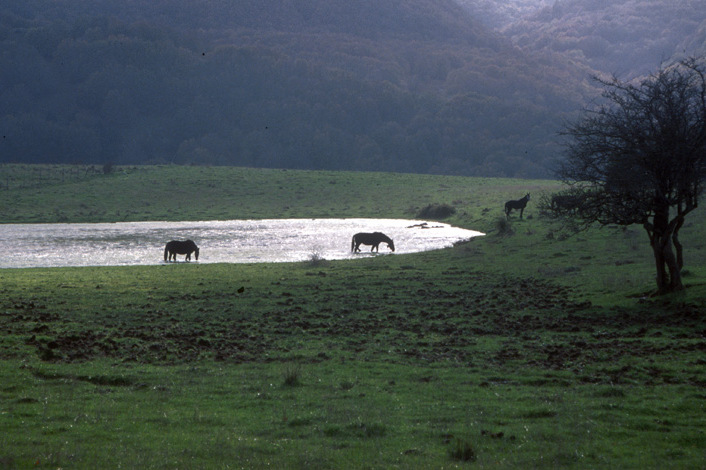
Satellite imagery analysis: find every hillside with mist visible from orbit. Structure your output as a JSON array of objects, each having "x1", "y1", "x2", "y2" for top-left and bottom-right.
[
  {"x1": 494, "y1": 0, "x2": 706, "y2": 79},
  {"x1": 2, "y1": 0, "x2": 690, "y2": 178},
  {"x1": 454, "y1": 0, "x2": 555, "y2": 30}
]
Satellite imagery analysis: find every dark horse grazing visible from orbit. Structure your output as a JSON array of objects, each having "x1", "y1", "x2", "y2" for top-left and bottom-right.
[
  {"x1": 551, "y1": 194, "x2": 581, "y2": 213},
  {"x1": 351, "y1": 232, "x2": 395, "y2": 253},
  {"x1": 164, "y1": 240, "x2": 199, "y2": 262},
  {"x1": 504, "y1": 193, "x2": 530, "y2": 219}
]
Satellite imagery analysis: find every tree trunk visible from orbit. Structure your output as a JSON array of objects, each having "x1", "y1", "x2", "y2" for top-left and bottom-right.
[
  {"x1": 647, "y1": 206, "x2": 685, "y2": 295},
  {"x1": 662, "y1": 234, "x2": 684, "y2": 293},
  {"x1": 672, "y1": 215, "x2": 685, "y2": 270},
  {"x1": 649, "y1": 235, "x2": 669, "y2": 294}
]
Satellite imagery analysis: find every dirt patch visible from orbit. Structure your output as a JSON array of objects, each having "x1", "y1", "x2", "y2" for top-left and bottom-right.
[{"x1": 2, "y1": 270, "x2": 703, "y2": 387}]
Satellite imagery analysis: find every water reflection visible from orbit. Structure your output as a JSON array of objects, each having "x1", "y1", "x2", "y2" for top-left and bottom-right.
[{"x1": 0, "y1": 219, "x2": 484, "y2": 269}]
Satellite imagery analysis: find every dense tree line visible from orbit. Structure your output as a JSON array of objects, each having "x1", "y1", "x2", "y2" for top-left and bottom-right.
[{"x1": 0, "y1": 1, "x2": 589, "y2": 177}]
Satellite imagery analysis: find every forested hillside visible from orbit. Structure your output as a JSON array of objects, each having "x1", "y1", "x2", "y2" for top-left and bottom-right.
[
  {"x1": 454, "y1": 0, "x2": 554, "y2": 30},
  {"x1": 2, "y1": 0, "x2": 592, "y2": 177},
  {"x1": 499, "y1": 0, "x2": 706, "y2": 79}
]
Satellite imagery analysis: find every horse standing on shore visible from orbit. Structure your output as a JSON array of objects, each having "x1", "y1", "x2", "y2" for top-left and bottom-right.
[
  {"x1": 351, "y1": 232, "x2": 395, "y2": 253},
  {"x1": 504, "y1": 193, "x2": 530, "y2": 219},
  {"x1": 164, "y1": 240, "x2": 200, "y2": 262}
]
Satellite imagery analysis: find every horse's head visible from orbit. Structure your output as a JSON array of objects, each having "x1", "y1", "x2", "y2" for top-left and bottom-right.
[
  {"x1": 194, "y1": 247, "x2": 200, "y2": 260},
  {"x1": 388, "y1": 239, "x2": 395, "y2": 252},
  {"x1": 526, "y1": 193, "x2": 531, "y2": 201}
]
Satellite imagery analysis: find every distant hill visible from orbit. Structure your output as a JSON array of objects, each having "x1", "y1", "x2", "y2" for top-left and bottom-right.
[
  {"x1": 498, "y1": 0, "x2": 706, "y2": 79},
  {"x1": 13, "y1": 0, "x2": 492, "y2": 43},
  {"x1": 0, "y1": 0, "x2": 594, "y2": 177},
  {"x1": 453, "y1": 0, "x2": 555, "y2": 31}
]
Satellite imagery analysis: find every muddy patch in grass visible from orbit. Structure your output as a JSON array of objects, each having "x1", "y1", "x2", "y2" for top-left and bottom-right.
[{"x1": 2, "y1": 267, "x2": 704, "y2": 387}]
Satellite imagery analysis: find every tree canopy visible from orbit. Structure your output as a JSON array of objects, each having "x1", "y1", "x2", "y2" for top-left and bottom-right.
[{"x1": 554, "y1": 58, "x2": 706, "y2": 294}]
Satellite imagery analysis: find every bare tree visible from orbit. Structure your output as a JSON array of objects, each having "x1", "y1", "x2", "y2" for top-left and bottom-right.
[{"x1": 553, "y1": 58, "x2": 706, "y2": 295}]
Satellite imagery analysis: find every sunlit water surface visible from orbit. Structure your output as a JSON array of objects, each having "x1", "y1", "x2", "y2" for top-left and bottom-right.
[{"x1": 0, "y1": 219, "x2": 484, "y2": 269}]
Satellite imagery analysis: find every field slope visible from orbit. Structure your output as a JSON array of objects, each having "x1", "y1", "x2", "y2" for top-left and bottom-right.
[{"x1": 1, "y1": 165, "x2": 704, "y2": 468}]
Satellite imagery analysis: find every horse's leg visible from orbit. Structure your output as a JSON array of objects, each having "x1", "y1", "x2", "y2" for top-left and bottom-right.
[{"x1": 520, "y1": 207, "x2": 524, "y2": 219}]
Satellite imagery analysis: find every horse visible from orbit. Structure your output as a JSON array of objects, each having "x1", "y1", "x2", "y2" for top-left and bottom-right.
[
  {"x1": 504, "y1": 193, "x2": 530, "y2": 219},
  {"x1": 550, "y1": 194, "x2": 581, "y2": 212},
  {"x1": 351, "y1": 232, "x2": 395, "y2": 253},
  {"x1": 164, "y1": 240, "x2": 199, "y2": 262}
]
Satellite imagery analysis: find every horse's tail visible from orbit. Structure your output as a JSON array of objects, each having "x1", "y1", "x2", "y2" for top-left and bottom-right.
[
  {"x1": 164, "y1": 245, "x2": 169, "y2": 261},
  {"x1": 351, "y1": 235, "x2": 356, "y2": 252}
]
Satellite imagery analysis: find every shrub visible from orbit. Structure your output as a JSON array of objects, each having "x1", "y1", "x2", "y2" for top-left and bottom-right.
[
  {"x1": 495, "y1": 217, "x2": 514, "y2": 236},
  {"x1": 339, "y1": 380, "x2": 355, "y2": 391},
  {"x1": 308, "y1": 250, "x2": 325, "y2": 266},
  {"x1": 417, "y1": 203, "x2": 456, "y2": 219}
]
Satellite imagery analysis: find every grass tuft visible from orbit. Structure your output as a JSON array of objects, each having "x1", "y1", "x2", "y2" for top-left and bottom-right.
[
  {"x1": 308, "y1": 250, "x2": 326, "y2": 266},
  {"x1": 448, "y1": 437, "x2": 476, "y2": 462},
  {"x1": 282, "y1": 363, "x2": 302, "y2": 387}
]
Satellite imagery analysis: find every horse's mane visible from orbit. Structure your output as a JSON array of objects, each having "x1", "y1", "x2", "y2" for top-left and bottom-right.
[{"x1": 377, "y1": 232, "x2": 392, "y2": 242}]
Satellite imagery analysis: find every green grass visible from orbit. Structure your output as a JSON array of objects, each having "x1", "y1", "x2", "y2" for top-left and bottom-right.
[
  {"x1": 0, "y1": 164, "x2": 554, "y2": 228},
  {"x1": 0, "y1": 164, "x2": 705, "y2": 468}
]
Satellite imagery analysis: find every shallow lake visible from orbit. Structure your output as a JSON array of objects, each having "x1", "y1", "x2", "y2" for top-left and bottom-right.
[{"x1": 0, "y1": 219, "x2": 484, "y2": 269}]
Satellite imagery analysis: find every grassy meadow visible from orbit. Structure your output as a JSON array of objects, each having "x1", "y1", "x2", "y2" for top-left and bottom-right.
[{"x1": 0, "y1": 164, "x2": 704, "y2": 469}]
